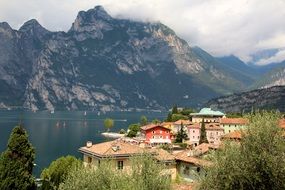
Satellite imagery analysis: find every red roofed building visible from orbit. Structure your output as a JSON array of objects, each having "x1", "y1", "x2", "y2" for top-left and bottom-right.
[
  {"x1": 141, "y1": 124, "x2": 172, "y2": 145},
  {"x1": 220, "y1": 118, "x2": 248, "y2": 134}
]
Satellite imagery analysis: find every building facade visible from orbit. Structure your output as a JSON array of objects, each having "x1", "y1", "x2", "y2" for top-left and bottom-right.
[
  {"x1": 205, "y1": 123, "x2": 224, "y2": 145},
  {"x1": 187, "y1": 123, "x2": 201, "y2": 146},
  {"x1": 140, "y1": 124, "x2": 172, "y2": 145},
  {"x1": 190, "y1": 108, "x2": 225, "y2": 123},
  {"x1": 79, "y1": 140, "x2": 177, "y2": 179},
  {"x1": 220, "y1": 118, "x2": 248, "y2": 134}
]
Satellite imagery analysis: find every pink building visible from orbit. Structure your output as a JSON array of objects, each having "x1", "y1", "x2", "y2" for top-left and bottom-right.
[
  {"x1": 187, "y1": 123, "x2": 201, "y2": 146},
  {"x1": 205, "y1": 123, "x2": 224, "y2": 145},
  {"x1": 187, "y1": 123, "x2": 224, "y2": 146}
]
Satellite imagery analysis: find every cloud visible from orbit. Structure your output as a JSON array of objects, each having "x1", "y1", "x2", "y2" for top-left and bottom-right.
[
  {"x1": 0, "y1": 0, "x2": 285, "y2": 63},
  {"x1": 257, "y1": 49, "x2": 285, "y2": 65}
]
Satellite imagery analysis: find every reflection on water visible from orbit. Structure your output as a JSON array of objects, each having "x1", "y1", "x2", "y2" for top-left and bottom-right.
[{"x1": 0, "y1": 110, "x2": 166, "y2": 177}]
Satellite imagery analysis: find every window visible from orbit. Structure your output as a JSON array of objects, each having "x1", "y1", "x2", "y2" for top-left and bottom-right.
[
  {"x1": 166, "y1": 131, "x2": 169, "y2": 133},
  {"x1": 198, "y1": 136, "x2": 200, "y2": 139},
  {"x1": 196, "y1": 167, "x2": 201, "y2": 173},
  {"x1": 193, "y1": 130, "x2": 195, "y2": 133},
  {"x1": 98, "y1": 160, "x2": 100, "y2": 166},
  {"x1": 160, "y1": 136, "x2": 163, "y2": 139},
  {"x1": 193, "y1": 136, "x2": 195, "y2": 139},
  {"x1": 117, "y1": 160, "x2": 124, "y2": 170},
  {"x1": 152, "y1": 130, "x2": 155, "y2": 134},
  {"x1": 87, "y1": 157, "x2": 92, "y2": 164},
  {"x1": 216, "y1": 132, "x2": 218, "y2": 135},
  {"x1": 152, "y1": 136, "x2": 155, "y2": 139},
  {"x1": 229, "y1": 130, "x2": 231, "y2": 133}
]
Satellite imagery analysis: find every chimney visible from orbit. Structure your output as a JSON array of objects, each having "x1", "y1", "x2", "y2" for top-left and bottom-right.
[{"x1": 86, "y1": 141, "x2": 92, "y2": 148}]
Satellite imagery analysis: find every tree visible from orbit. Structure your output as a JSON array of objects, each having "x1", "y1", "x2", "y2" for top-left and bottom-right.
[
  {"x1": 104, "y1": 118, "x2": 114, "y2": 132},
  {"x1": 199, "y1": 118, "x2": 208, "y2": 144},
  {"x1": 41, "y1": 156, "x2": 81, "y2": 190},
  {"x1": 0, "y1": 125, "x2": 35, "y2": 190},
  {"x1": 171, "y1": 114, "x2": 188, "y2": 122},
  {"x1": 166, "y1": 112, "x2": 172, "y2": 122},
  {"x1": 59, "y1": 154, "x2": 171, "y2": 190},
  {"x1": 140, "y1": 115, "x2": 148, "y2": 126},
  {"x1": 119, "y1": 129, "x2": 126, "y2": 134},
  {"x1": 172, "y1": 105, "x2": 178, "y2": 114},
  {"x1": 127, "y1": 124, "x2": 141, "y2": 137},
  {"x1": 175, "y1": 123, "x2": 188, "y2": 143},
  {"x1": 152, "y1": 119, "x2": 161, "y2": 124},
  {"x1": 199, "y1": 111, "x2": 285, "y2": 190}
]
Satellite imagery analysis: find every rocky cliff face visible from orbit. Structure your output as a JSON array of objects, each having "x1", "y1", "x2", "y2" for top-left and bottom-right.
[
  {"x1": 0, "y1": 6, "x2": 255, "y2": 111},
  {"x1": 206, "y1": 85, "x2": 285, "y2": 113}
]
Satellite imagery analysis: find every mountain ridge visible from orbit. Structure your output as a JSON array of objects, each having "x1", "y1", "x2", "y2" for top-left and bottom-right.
[{"x1": 0, "y1": 5, "x2": 284, "y2": 111}]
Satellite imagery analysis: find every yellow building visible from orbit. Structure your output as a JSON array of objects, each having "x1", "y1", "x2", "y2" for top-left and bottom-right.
[
  {"x1": 190, "y1": 108, "x2": 225, "y2": 123},
  {"x1": 79, "y1": 140, "x2": 177, "y2": 179}
]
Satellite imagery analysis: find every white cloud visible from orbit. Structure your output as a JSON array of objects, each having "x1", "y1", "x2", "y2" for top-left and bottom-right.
[
  {"x1": 0, "y1": 0, "x2": 285, "y2": 63},
  {"x1": 257, "y1": 49, "x2": 285, "y2": 65}
]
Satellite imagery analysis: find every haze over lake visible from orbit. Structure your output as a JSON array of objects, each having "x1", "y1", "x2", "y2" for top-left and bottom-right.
[{"x1": 0, "y1": 110, "x2": 166, "y2": 177}]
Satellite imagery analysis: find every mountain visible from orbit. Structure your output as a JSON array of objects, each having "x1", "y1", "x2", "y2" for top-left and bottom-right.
[
  {"x1": 0, "y1": 6, "x2": 263, "y2": 111},
  {"x1": 214, "y1": 54, "x2": 261, "y2": 86},
  {"x1": 206, "y1": 85, "x2": 285, "y2": 113},
  {"x1": 251, "y1": 60, "x2": 285, "y2": 88}
]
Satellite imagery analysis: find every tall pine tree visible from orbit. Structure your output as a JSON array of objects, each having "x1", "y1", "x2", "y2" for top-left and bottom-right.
[
  {"x1": 199, "y1": 118, "x2": 208, "y2": 144},
  {"x1": 0, "y1": 125, "x2": 35, "y2": 190},
  {"x1": 175, "y1": 122, "x2": 188, "y2": 143}
]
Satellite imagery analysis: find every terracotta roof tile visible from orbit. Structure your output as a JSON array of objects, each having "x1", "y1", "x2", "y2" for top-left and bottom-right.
[
  {"x1": 187, "y1": 123, "x2": 201, "y2": 129},
  {"x1": 175, "y1": 150, "x2": 212, "y2": 167},
  {"x1": 279, "y1": 119, "x2": 285, "y2": 129},
  {"x1": 174, "y1": 119, "x2": 192, "y2": 125},
  {"x1": 221, "y1": 131, "x2": 243, "y2": 140},
  {"x1": 220, "y1": 118, "x2": 249, "y2": 125},
  {"x1": 149, "y1": 148, "x2": 175, "y2": 161},
  {"x1": 79, "y1": 140, "x2": 145, "y2": 157},
  {"x1": 141, "y1": 124, "x2": 170, "y2": 131},
  {"x1": 205, "y1": 123, "x2": 223, "y2": 130}
]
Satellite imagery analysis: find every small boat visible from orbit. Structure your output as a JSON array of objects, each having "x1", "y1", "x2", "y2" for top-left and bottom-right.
[
  {"x1": 84, "y1": 111, "x2": 87, "y2": 116},
  {"x1": 97, "y1": 112, "x2": 101, "y2": 116},
  {"x1": 51, "y1": 110, "x2": 55, "y2": 114}
]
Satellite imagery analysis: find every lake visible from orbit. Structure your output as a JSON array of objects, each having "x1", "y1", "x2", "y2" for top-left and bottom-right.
[{"x1": 0, "y1": 110, "x2": 166, "y2": 177}]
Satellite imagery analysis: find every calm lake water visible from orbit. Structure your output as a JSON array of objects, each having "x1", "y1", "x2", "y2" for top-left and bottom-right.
[{"x1": 0, "y1": 110, "x2": 166, "y2": 177}]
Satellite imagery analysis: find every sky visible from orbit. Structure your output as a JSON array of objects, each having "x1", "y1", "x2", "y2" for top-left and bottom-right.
[{"x1": 0, "y1": 0, "x2": 285, "y2": 65}]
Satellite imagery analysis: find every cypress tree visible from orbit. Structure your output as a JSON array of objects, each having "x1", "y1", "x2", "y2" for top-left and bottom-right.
[
  {"x1": 175, "y1": 122, "x2": 188, "y2": 143},
  {"x1": 166, "y1": 112, "x2": 172, "y2": 122},
  {"x1": 172, "y1": 105, "x2": 178, "y2": 114},
  {"x1": 199, "y1": 118, "x2": 208, "y2": 144},
  {"x1": 0, "y1": 125, "x2": 35, "y2": 190}
]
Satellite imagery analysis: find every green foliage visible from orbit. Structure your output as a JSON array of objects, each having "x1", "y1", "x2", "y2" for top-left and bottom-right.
[
  {"x1": 226, "y1": 112, "x2": 243, "y2": 118},
  {"x1": 140, "y1": 115, "x2": 148, "y2": 126},
  {"x1": 159, "y1": 144, "x2": 172, "y2": 152},
  {"x1": 175, "y1": 123, "x2": 188, "y2": 143},
  {"x1": 152, "y1": 118, "x2": 161, "y2": 124},
  {"x1": 199, "y1": 118, "x2": 208, "y2": 144},
  {"x1": 199, "y1": 111, "x2": 285, "y2": 190},
  {"x1": 0, "y1": 125, "x2": 35, "y2": 190},
  {"x1": 127, "y1": 124, "x2": 141, "y2": 137},
  {"x1": 119, "y1": 129, "x2": 126, "y2": 134},
  {"x1": 59, "y1": 154, "x2": 171, "y2": 190},
  {"x1": 180, "y1": 108, "x2": 195, "y2": 116},
  {"x1": 41, "y1": 156, "x2": 81, "y2": 190},
  {"x1": 166, "y1": 112, "x2": 172, "y2": 122},
  {"x1": 172, "y1": 105, "x2": 178, "y2": 114},
  {"x1": 104, "y1": 118, "x2": 114, "y2": 132},
  {"x1": 171, "y1": 114, "x2": 188, "y2": 122}
]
